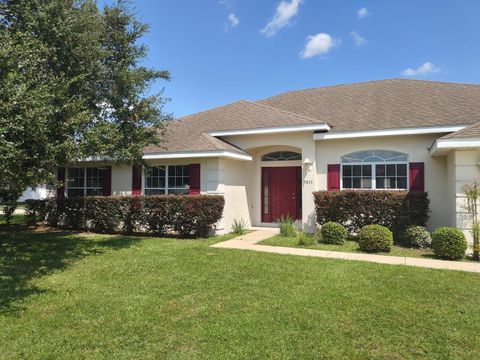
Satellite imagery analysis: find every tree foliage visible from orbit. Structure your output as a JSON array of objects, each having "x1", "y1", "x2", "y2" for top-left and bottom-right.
[{"x1": 0, "y1": 0, "x2": 170, "y2": 220}]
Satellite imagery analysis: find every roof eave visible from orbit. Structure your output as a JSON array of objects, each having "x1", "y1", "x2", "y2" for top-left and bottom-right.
[
  {"x1": 430, "y1": 138, "x2": 480, "y2": 156},
  {"x1": 209, "y1": 123, "x2": 330, "y2": 137},
  {"x1": 142, "y1": 150, "x2": 252, "y2": 161},
  {"x1": 314, "y1": 125, "x2": 467, "y2": 141}
]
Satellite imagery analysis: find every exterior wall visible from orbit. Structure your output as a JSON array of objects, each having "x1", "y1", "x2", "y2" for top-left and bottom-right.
[
  {"x1": 217, "y1": 159, "x2": 252, "y2": 233},
  {"x1": 449, "y1": 150, "x2": 480, "y2": 244},
  {"x1": 315, "y1": 134, "x2": 450, "y2": 231}
]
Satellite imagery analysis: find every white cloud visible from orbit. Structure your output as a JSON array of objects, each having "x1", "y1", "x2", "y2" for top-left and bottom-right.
[
  {"x1": 228, "y1": 13, "x2": 239, "y2": 27},
  {"x1": 350, "y1": 31, "x2": 367, "y2": 47},
  {"x1": 401, "y1": 62, "x2": 441, "y2": 76},
  {"x1": 357, "y1": 7, "x2": 370, "y2": 19},
  {"x1": 261, "y1": 0, "x2": 302, "y2": 37},
  {"x1": 300, "y1": 33, "x2": 340, "y2": 59}
]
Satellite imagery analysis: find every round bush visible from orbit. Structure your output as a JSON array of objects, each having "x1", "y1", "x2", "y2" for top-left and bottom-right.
[
  {"x1": 320, "y1": 222, "x2": 348, "y2": 245},
  {"x1": 431, "y1": 227, "x2": 467, "y2": 260},
  {"x1": 357, "y1": 225, "x2": 393, "y2": 253},
  {"x1": 404, "y1": 225, "x2": 432, "y2": 249}
]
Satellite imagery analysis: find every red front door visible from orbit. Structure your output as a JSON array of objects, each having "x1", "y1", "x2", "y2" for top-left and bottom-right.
[{"x1": 262, "y1": 167, "x2": 301, "y2": 223}]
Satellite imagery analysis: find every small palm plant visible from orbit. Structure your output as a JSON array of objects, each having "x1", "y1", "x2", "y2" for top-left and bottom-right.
[
  {"x1": 278, "y1": 215, "x2": 296, "y2": 237},
  {"x1": 231, "y1": 218, "x2": 248, "y2": 235},
  {"x1": 463, "y1": 180, "x2": 480, "y2": 261}
]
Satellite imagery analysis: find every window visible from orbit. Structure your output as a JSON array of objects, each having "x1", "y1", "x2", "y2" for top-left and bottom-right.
[
  {"x1": 144, "y1": 166, "x2": 166, "y2": 195},
  {"x1": 168, "y1": 165, "x2": 190, "y2": 195},
  {"x1": 144, "y1": 165, "x2": 190, "y2": 195},
  {"x1": 67, "y1": 167, "x2": 103, "y2": 197},
  {"x1": 261, "y1": 151, "x2": 301, "y2": 161},
  {"x1": 341, "y1": 150, "x2": 408, "y2": 190}
]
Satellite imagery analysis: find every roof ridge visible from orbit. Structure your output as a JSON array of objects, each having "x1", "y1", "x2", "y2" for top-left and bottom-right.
[
  {"x1": 246, "y1": 100, "x2": 325, "y2": 123},
  {"x1": 258, "y1": 78, "x2": 480, "y2": 101}
]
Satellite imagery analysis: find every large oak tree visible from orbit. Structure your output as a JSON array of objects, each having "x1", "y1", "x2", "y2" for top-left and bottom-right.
[{"x1": 0, "y1": 0, "x2": 170, "y2": 221}]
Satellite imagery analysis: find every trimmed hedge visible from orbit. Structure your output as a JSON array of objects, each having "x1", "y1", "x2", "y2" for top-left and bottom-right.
[
  {"x1": 320, "y1": 222, "x2": 348, "y2": 245},
  {"x1": 431, "y1": 227, "x2": 467, "y2": 260},
  {"x1": 357, "y1": 224, "x2": 393, "y2": 253},
  {"x1": 26, "y1": 195, "x2": 225, "y2": 238},
  {"x1": 313, "y1": 191, "x2": 429, "y2": 235}
]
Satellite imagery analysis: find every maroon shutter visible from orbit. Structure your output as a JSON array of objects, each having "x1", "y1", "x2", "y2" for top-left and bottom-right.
[
  {"x1": 189, "y1": 164, "x2": 201, "y2": 195},
  {"x1": 327, "y1": 164, "x2": 340, "y2": 192},
  {"x1": 409, "y1": 162, "x2": 424, "y2": 192},
  {"x1": 102, "y1": 166, "x2": 112, "y2": 196},
  {"x1": 132, "y1": 165, "x2": 142, "y2": 196},
  {"x1": 57, "y1": 167, "x2": 66, "y2": 198}
]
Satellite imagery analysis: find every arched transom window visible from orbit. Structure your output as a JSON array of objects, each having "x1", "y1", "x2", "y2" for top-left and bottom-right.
[
  {"x1": 261, "y1": 151, "x2": 301, "y2": 161},
  {"x1": 341, "y1": 150, "x2": 408, "y2": 190}
]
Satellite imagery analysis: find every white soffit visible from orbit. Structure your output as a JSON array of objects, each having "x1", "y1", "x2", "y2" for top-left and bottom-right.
[
  {"x1": 430, "y1": 137, "x2": 480, "y2": 156},
  {"x1": 142, "y1": 150, "x2": 252, "y2": 161},
  {"x1": 209, "y1": 123, "x2": 330, "y2": 137},
  {"x1": 314, "y1": 125, "x2": 467, "y2": 140}
]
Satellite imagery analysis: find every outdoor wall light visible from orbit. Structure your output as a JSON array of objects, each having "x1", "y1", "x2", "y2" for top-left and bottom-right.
[{"x1": 303, "y1": 158, "x2": 312, "y2": 172}]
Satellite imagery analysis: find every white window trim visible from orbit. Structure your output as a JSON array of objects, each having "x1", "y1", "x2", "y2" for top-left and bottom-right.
[
  {"x1": 65, "y1": 167, "x2": 103, "y2": 197},
  {"x1": 340, "y1": 161, "x2": 409, "y2": 191},
  {"x1": 143, "y1": 165, "x2": 190, "y2": 195}
]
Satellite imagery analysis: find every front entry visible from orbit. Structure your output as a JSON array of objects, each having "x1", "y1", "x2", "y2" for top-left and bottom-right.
[{"x1": 261, "y1": 167, "x2": 302, "y2": 223}]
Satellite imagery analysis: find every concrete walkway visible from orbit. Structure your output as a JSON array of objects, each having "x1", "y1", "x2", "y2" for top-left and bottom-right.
[{"x1": 212, "y1": 228, "x2": 480, "y2": 273}]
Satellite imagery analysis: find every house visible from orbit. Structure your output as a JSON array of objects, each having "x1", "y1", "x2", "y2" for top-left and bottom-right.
[{"x1": 57, "y1": 79, "x2": 480, "y2": 240}]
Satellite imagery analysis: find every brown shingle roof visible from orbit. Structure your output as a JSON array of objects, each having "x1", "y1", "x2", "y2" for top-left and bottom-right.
[
  {"x1": 258, "y1": 79, "x2": 480, "y2": 132},
  {"x1": 441, "y1": 121, "x2": 480, "y2": 139},
  {"x1": 149, "y1": 79, "x2": 480, "y2": 155},
  {"x1": 150, "y1": 100, "x2": 326, "y2": 154}
]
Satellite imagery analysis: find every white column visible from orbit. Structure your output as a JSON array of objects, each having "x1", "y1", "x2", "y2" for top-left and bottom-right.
[{"x1": 302, "y1": 140, "x2": 317, "y2": 233}]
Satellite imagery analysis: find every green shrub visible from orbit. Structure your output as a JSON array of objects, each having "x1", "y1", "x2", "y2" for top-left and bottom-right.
[
  {"x1": 26, "y1": 195, "x2": 225, "y2": 238},
  {"x1": 315, "y1": 227, "x2": 322, "y2": 243},
  {"x1": 298, "y1": 232, "x2": 314, "y2": 246},
  {"x1": 320, "y1": 221, "x2": 347, "y2": 245},
  {"x1": 404, "y1": 225, "x2": 431, "y2": 249},
  {"x1": 357, "y1": 224, "x2": 393, "y2": 253},
  {"x1": 431, "y1": 227, "x2": 467, "y2": 260},
  {"x1": 231, "y1": 218, "x2": 248, "y2": 235},
  {"x1": 278, "y1": 215, "x2": 296, "y2": 237},
  {"x1": 314, "y1": 191, "x2": 429, "y2": 235}
]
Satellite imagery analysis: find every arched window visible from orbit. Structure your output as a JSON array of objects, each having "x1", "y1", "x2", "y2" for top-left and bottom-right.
[
  {"x1": 261, "y1": 151, "x2": 301, "y2": 161},
  {"x1": 341, "y1": 150, "x2": 408, "y2": 190}
]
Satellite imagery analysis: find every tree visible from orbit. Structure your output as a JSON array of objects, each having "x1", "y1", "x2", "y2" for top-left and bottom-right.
[
  {"x1": 463, "y1": 181, "x2": 480, "y2": 261},
  {"x1": 0, "y1": 0, "x2": 170, "y2": 223}
]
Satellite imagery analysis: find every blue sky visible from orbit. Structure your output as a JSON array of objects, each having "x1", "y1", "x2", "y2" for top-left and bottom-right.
[{"x1": 115, "y1": 0, "x2": 479, "y2": 118}]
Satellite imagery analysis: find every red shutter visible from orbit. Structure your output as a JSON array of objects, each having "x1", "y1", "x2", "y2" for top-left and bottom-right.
[
  {"x1": 189, "y1": 164, "x2": 201, "y2": 195},
  {"x1": 102, "y1": 166, "x2": 112, "y2": 196},
  {"x1": 57, "y1": 167, "x2": 66, "y2": 198},
  {"x1": 409, "y1": 162, "x2": 424, "y2": 193},
  {"x1": 327, "y1": 164, "x2": 341, "y2": 192},
  {"x1": 132, "y1": 165, "x2": 142, "y2": 196}
]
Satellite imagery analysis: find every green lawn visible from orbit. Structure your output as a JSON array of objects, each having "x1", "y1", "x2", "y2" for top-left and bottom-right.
[
  {"x1": 1, "y1": 230, "x2": 480, "y2": 359},
  {"x1": 259, "y1": 235, "x2": 438, "y2": 259},
  {"x1": 0, "y1": 214, "x2": 26, "y2": 226}
]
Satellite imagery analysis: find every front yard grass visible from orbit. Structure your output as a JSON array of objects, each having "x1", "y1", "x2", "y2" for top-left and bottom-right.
[
  {"x1": 259, "y1": 234, "x2": 438, "y2": 259},
  {"x1": 1, "y1": 229, "x2": 480, "y2": 359}
]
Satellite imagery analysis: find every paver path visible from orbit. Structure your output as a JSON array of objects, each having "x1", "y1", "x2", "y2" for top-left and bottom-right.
[{"x1": 212, "y1": 228, "x2": 480, "y2": 273}]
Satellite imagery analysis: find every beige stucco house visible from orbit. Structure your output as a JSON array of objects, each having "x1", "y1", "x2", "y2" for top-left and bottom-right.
[{"x1": 58, "y1": 79, "x2": 480, "y2": 240}]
